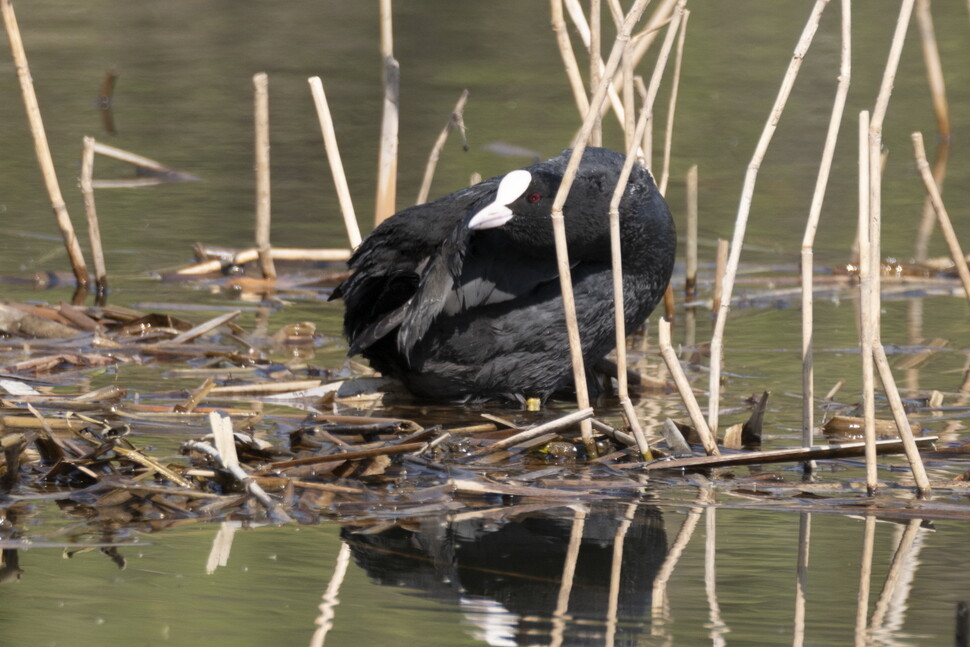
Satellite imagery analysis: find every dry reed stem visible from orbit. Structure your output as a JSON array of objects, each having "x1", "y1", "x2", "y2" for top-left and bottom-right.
[
  {"x1": 867, "y1": 0, "x2": 925, "y2": 496},
  {"x1": 374, "y1": 0, "x2": 399, "y2": 225},
  {"x1": 712, "y1": 238, "x2": 728, "y2": 313},
  {"x1": 562, "y1": 0, "x2": 629, "y2": 133},
  {"x1": 708, "y1": 0, "x2": 830, "y2": 433},
  {"x1": 872, "y1": 344, "x2": 931, "y2": 495},
  {"x1": 185, "y1": 441, "x2": 293, "y2": 523},
  {"x1": 658, "y1": 8, "x2": 689, "y2": 195},
  {"x1": 416, "y1": 89, "x2": 469, "y2": 205},
  {"x1": 308, "y1": 76, "x2": 362, "y2": 249},
  {"x1": 609, "y1": 94, "x2": 659, "y2": 459},
  {"x1": 2, "y1": 0, "x2": 88, "y2": 287},
  {"x1": 90, "y1": 141, "x2": 177, "y2": 173},
  {"x1": 80, "y1": 137, "x2": 108, "y2": 292},
  {"x1": 253, "y1": 72, "x2": 275, "y2": 280},
  {"x1": 685, "y1": 165, "x2": 698, "y2": 297},
  {"x1": 639, "y1": 0, "x2": 685, "y2": 171},
  {"x1": 174, "y1": 247, "x2": 351, "y2": 275},
  {"x1": 161, "y1": 310, "x2": 242, "y2": 345},
  {"x1": 912, "y1": 139, "x2": 949, "y2": 262},
  {"x1": 551, "y1": 0, "x2": 591, "y2": 119},
  {"x1": 551, "y1": 0, "x2": 652, "y2": 456},
  {"x1": 614, "y1": 0, "x2": 680, "y2": 93},
  {"x1": 858, "y1": 110, "x2": 878, "y2": 494},
  {"x1": 915, "y1": 0, "x2": 950, "y2": 139},
  {"x1": 622, "y1": 40, "x2": 635, "y2": 153},
  {"x1": 800, "y1": 0, "x2": 851, "y2": 457},
  {"x1": 912, "y1": 132, "x2": 970, "y2": 304},
  {"x1": 465, "y1": 408, "x2": 594, "y2": 458},
  {"x1": 590, "y1": 0, "x2": 602, "y2": 147},
  {"x1": 658, "y1": 317, "x2": 719, "y2": 455}
]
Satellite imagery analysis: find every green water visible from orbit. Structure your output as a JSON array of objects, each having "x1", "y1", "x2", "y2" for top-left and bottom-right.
[{"x1": 1, "y1": 1, "x2": 969, "y2": 645}]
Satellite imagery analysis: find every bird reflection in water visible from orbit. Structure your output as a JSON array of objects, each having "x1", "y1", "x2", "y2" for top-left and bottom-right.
[{"x1": 341, "y1": 500, "x2": 667, "y2": 646}]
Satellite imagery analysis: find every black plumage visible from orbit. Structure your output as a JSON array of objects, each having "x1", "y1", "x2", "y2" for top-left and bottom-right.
[{"x1": 330, "y1": 147, "x2": 676, "y2": 402}]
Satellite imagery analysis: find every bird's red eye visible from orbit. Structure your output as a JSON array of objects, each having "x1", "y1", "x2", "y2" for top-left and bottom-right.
[{"x1": 527, "y1": 192, "x2": 541, "y2": 203}]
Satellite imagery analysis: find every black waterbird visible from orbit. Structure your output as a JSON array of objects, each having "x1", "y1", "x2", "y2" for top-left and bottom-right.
[{"x1": 331, "y1": 147, "x2": 676, "y2": 403}]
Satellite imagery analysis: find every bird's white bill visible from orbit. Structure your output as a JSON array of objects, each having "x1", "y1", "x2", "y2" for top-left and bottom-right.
[{"x1": 468, "y1": 170, "x2": 531, "y2": 230}]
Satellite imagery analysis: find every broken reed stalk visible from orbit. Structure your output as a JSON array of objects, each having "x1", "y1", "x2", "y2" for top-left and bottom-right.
[
  {"x1": 253, "y1": 72, "x2": 276, "y2": 280},
  {"x1": 551, "y1": 0, "x2": 592, "y2": 119},
  {"x1": 912, "y1": 132, "x2": 970, "y2": 304},
  {"x1": 80, "y1": 136, "x2": 108, "y2": 292},
  {"x1": 658, "y1": 7, "x2": 689, "y2": 196},
  {"x1": 187, "y1": 412, "x2": 292, "y2": 523},
  {"x1": 175, "y1": 247, "x2": 351, "y2": 275},
  {"x1": 915, "y1": 0, "x2": 950, "y2": 140},
  {"x1": 2, "y1": 0, "x2": 88, "y2": 287},
  {"x1": 465, "y1": 408, "x2": 594, "y2": 458},
  {"x1": 872, "y1": 344, "x2": 931, "y2": 495},
  {"x1": 308, "y1": 76, "x2": 362, "y2": 249},
  {"x1": 550, "y1": 0, "x2": 652, "y2": 457},
  {"x1": 374, "y1": 0, "x2": 399, "y2": 225},
  {"x1": 858, "y1": 110, "x2": 878, "y2": 494},
  {"x1": 609, "y1": 96, "x2": 660, "y2": 460},
  {"x1": 708, "y1": 0, "x2": 830, "y2": 433},
  {"x1": 658, "y1": 316, "x2": 719, "y2": 455},
  {"x1": 685, "y1": 165, "x2": 698, "y2": 297},
  {"x1": 415, "y1": 89, "x2": 469, "y2": 205},
  {"x1": 867, "y1": 0, "x2": 931, "y2": 497},
  {"x1": 800, "y1": 0, "x2": 851, "y2": 460}
]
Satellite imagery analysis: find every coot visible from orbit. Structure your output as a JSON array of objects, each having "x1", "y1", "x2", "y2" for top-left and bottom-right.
[{"x1": 330, "y1": 147, "x2": 675, "y2": 402}]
